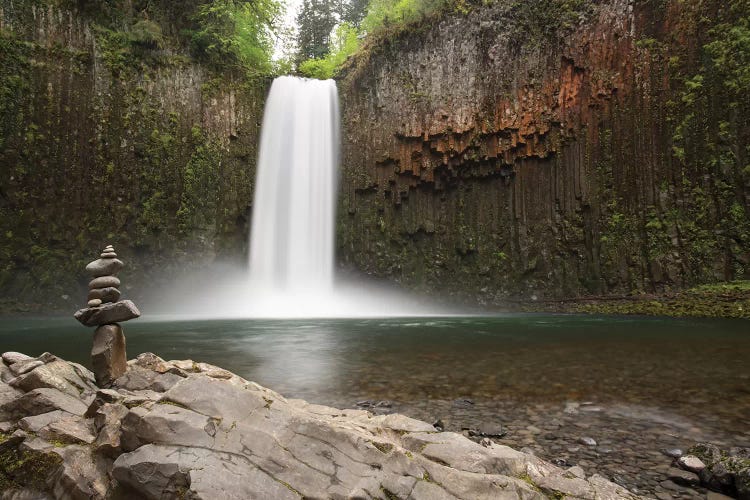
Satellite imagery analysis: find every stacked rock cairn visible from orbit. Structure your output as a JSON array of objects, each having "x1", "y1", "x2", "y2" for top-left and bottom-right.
[{"x1": 73, "y1": 245, "x2": 140, "y2": 387}]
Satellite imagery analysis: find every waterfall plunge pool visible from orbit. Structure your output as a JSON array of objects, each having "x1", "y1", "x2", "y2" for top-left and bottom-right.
[{"x1": 1, "y1": 314, "x2": 747, "y2": 493}]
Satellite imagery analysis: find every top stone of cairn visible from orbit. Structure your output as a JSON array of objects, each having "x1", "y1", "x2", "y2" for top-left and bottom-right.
[{"x1": 85, "y1": 245, "x2": 124, "y2": 278}]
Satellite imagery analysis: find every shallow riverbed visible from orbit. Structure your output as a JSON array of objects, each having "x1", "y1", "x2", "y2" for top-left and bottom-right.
[{"x1": 1, "y1": 314, "x2": 748, "y2": 497}]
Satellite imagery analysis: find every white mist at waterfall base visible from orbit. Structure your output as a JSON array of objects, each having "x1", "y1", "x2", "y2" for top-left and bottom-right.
[{"x1": 144, "y1": 76, "x2": 449, "y2": 319}]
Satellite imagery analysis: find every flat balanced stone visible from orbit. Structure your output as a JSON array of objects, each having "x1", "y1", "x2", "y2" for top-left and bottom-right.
[
  {"x1": 74, "y1": 300, "x2": 140, "y2": 327},
  {"x1": 100, "y1": 252, "x2": 117, "y2": 258},
  {"x1": 92, "y1": 324, "x2": 127, "y2": 387},
  {"x1": 88, "y1": 287, "x2": 121, "y2": 304},
  {"x1": 88, "y1": 299, "x2": 102, "y2": 307},
  {"x1": 85, "y1": 258, "x2": 124, "y2": 278},
  {"x1": 89, "y1": 276, "x2": 121, "y2": 289}
]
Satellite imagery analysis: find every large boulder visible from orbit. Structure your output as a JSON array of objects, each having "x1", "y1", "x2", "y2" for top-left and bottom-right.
[{"x1": 8, "y1": 358, "x2": 97, "y2": 398}]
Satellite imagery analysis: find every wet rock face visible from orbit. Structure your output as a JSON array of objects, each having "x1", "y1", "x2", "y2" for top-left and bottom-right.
[
  {"x1": 0, "y1": 1, "x2": 266, "y2": 312},
  {"x1": 338, "y1": 0, "x2": 750, "y2": 303},
  {"x1": 0, "y1": 351, "x2": 640, "y2": 499}
]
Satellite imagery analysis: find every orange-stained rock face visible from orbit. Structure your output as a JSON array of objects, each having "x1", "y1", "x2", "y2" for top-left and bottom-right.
[{"x1": 337, "y1": 0, "x2": 750, "y2": 303}]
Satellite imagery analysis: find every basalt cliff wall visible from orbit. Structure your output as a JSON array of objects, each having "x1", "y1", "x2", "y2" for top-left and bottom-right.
[
  {"x1": 0, "y1": 0, "x2": 266, "y2": 311},
  {"x1": 338, "y1": 0, "x2": 750, "y2": 304}
]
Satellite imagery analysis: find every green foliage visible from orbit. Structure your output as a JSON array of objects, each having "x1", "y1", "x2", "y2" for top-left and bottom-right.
[
  {"x1": 177, "y1": 129, "x2": 221, "y2": 235},
  {"x1": 0, "y1": 30, "x2": 32, "y2": 150},
  {"x1": 575, "y1": 281, "x2": 750, "y2": 319},
  {"x1": 670, "y1": 1, "x2": 750, "y2": 281},
  {"x1": 299, "y1": 22, "x2": 360, "y2": 79},
  {"x1": 130, "y1": 19, "x2": 164, "y2": 48},
  {"x1": 360, "y1": 0, "x2": 456, "y2": 35},
  {"x1": 296, "y1": 0, "x2": 339, "y2": 61},
  {"x1": 505, "y1": 0, "x2": 593, "y2": 47},
  {"x1": 190, "y1": 0, "x2": 281, "y2": 75},
  {"x1": 343, "y1": 0, "x2": 370, "y2": 26}
]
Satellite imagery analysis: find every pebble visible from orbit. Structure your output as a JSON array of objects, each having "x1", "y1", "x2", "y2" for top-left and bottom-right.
[
  {"x1": 579, "y1": 436, "x2": 597, "y2": 446},
  {"x1": 662, "y1": 448, "x2": 683, "y2": 458},
  {"x1": 100, "y1": 252, "x2": 118, "y2": 258},
  {"x1": 88, "y1": 299, "x2": 103, "y2": 307},
  {"x1": 452, "y1": 398, "x2": 475, "y2": 408},
  {"x1": 580, "y1": 406, "x2": 603, "y2": 412}
]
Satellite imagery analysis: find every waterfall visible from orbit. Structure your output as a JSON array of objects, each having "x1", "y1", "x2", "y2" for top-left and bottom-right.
[
  {"x1": 148, "y1": 76, "x2": 443, "y2": 317},
  {"x1": 249, "y1": 76, "x2": 339, "y2": 293}
]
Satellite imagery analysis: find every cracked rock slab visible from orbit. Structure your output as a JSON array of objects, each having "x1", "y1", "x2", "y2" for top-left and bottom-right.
[{"x1": 0, "y1": 353, "x2": 642, "y2": 500}]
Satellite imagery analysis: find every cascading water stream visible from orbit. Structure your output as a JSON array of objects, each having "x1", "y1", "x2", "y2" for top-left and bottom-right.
[{"x1": 249, "y1": 76, "x2": 339, "y2": 295}]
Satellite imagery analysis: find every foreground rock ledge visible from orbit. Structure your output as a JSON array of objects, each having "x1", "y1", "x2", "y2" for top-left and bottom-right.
[{"x1": 0, "y1": 352, "x2": 640, "y2": 499}]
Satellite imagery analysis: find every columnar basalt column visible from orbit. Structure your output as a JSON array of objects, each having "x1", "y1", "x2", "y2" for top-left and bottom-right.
[{"x1": 74, "y1": 245, "x2": 140, "y2": 386}]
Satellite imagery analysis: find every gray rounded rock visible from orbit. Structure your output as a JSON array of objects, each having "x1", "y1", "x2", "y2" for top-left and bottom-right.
[
  {"x1": 89, "y1": 276, "x2": 121, "y2": 289},
  {"x1": 88, "y1": 287, "x2": 121, "y2": 304},
  {"x1": 85, "y1": 259, "x2": 124, "y2": 278},
  {"x1": 100, "y1": 252, "x2": 118, "y2": 258},
  {"x1": 677, "y1": 455, "x2": 706, "y2": 473},
  {"x1": 578, "y1": 436, "x2": 597, "y2": 446}
]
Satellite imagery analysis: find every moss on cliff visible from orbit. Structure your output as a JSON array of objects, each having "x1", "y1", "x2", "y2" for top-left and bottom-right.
[
  {"x1": 0, "y1": 0, "x2": 267, "y2": 311},
  {"x1": 338, "y1": 0, "x2": 750, "y2": 310}
]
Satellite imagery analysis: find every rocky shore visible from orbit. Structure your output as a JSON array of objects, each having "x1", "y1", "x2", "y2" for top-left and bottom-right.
[{"x1": 0, "y1": 351, "x2": 645, "y2": 499}]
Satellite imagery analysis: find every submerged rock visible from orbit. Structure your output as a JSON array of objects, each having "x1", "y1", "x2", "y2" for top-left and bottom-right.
[{"x1": 579, "y1": 436, "x2": 598, "y2": 447}]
